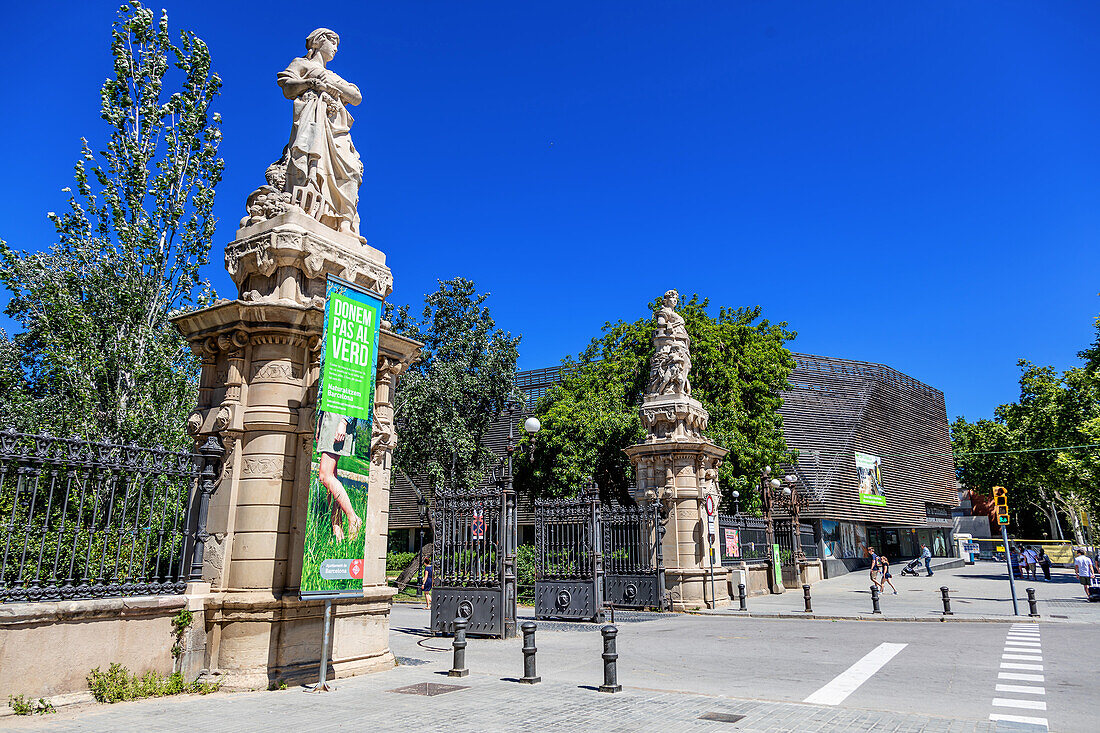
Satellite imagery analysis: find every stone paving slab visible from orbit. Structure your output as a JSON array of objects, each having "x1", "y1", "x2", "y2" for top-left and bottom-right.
[{"x1": 2, "y1": 663, "x2": 998, "y2": 733}]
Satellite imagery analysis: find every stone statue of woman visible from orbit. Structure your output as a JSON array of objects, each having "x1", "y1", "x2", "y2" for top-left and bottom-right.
[{"x1": 275, "y1": 28, "x2": 365, "y2": 239}]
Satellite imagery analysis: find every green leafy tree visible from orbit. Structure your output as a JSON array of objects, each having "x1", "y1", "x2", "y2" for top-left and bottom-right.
[
  {"x1": 952, "y1": 359, "x2": 1100, "y2": 541},
  {"x1": 0, "y1": 2, "x2": 222, "y2": 447},
  {"x1": 518, "y1": 294, "x2": 796, "y2": 506},
  {"x1": 387, "y1": 278, "x2": 522, "y2": 493}
]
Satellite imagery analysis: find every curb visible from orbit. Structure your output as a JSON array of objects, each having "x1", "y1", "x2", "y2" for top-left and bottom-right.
[{"x1": 712, "y1": 610, "x2": 1044, "y2": 624}]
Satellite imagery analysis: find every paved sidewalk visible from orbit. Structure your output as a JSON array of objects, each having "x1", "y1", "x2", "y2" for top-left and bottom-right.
[
  {"x1": 4, "y1": 655, "x2": 998, "y2": 733},
  {"x1": 717, "y1": 562, "x2": 1100, "y2": 623}
]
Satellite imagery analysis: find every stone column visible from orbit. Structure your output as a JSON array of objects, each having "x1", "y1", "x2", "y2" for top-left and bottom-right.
[{"x1": 172, "y1": 210, "x2": 420, "y2": 689}]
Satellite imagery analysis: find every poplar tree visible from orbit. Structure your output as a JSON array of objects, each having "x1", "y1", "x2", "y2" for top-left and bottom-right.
[{"x1": 0, "y1": 2, "x2": 222, "y2": 447}]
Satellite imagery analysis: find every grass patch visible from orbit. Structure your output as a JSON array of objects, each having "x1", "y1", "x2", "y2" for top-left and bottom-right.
[{"x1": 87, "y1": 663, "x2": 219, "y2": 703}]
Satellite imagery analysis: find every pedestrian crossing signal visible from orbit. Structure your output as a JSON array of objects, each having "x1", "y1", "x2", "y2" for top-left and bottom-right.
[{"x1": 998, "y1": 514, "x2": 1010, "y2": 525}]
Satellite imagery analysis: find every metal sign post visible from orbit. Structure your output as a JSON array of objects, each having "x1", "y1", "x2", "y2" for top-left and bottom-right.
[
  {"x1": 704, "y1": 495, "x2": 717, "y2": 609},
  {"x1": 1001, "y1": 525, "x2": 1019, "y2": 616},
  {"x1": 309, "y1": 599, "x2": 335, "y2": 693}
]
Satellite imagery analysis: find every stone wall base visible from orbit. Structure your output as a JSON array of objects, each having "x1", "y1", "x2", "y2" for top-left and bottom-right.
[
  {"x1": 202, "y1": 586, "x2": 396, "y2": 691},
  {"x1": 667, "y1": 566, "x2": 731, "y2": 611},
  {"x1": 0, "y1": 593, "x2": 194, "y2": 700}
]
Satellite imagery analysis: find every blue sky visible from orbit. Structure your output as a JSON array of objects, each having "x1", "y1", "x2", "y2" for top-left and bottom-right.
[{"x1": 2, "y1": 1, "x2": 1098, "y2": 421}]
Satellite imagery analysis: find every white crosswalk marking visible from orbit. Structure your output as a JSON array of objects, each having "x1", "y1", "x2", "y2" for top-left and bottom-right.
[
  {"x1": 991, "y1": 626, "x2": 1048, "y2": 731},
  {"x1": 996, "y1": 684, "x2": 1045, "y2": 695},
  {"x1": 803, "y1": 643, "x2": 907, "y2": 706},
  {"x1": 999, "y1": 672, "x2": 1044, "y2": 682},
  {"x1": 992, "y1": 698, "x2": 1047, "y2": 710}
]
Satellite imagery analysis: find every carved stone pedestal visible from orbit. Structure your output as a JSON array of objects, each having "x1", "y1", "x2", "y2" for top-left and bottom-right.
[
  {"x1": 171, "y1": 212, "x2": 420, "y2": 690},
  {"x1": 626, "y1": 397, "x2": 730, "y2": 611}
]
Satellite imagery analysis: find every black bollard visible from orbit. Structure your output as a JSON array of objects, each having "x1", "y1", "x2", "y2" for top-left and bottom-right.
[
  {"x1": 598, "y1": 625, "x2": 622, "y2": 693},
  {"x1": 738, "y1": 583, "x2": 747, "y2": 611},
  {"x1": 1026, "y1": 588, "x2": 1040, "y2": 618},
  {"x1": 519, "y1": 621, "x2": 541, "y2": 684},
  {"x1": 448, "y1": 617, "x2": 469, "y2": 677},
  {"x1": 802, "y1": 584, "x2": 813, "y2": 613},
  {"x1": 870, "y1": 585, "x2": 881, "y2": 614},
  {"x1": 940, "y1": 586, "x2": 953, "y2": 616}
]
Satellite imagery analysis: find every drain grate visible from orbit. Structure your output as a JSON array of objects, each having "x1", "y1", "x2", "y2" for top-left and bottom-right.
[
  {"x1": 698, "y1": 712, "x2": 746, "y2": 723},
  {"x1": 1050, "y1": 614, "x2": 1068, "y2": 619},
  {"x1": 388, "y1": 682, "x2": 468, "y2": 696}
]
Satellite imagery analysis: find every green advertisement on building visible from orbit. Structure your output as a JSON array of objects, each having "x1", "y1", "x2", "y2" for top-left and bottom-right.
[
  {"x1": 300, "y1": 276, "x2": 382, "y2": 599},
  {"x1": 855, "y1": 450, "x2": 886, "y2": 506}
]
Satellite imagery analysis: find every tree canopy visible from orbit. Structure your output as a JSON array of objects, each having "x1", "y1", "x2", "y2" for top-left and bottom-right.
[
  {"x1": 0, "y1": 2, "x2": 222, "y2": 448},
  {"x1": 387, "y1": 278, "x2": 521, "y2": 493},
  {"x1": 518, "y1": 294, "x2": 796, "y2": 507},
  {"x1": 952, "y1": 321, "x2": 1100, "y2": 542}
]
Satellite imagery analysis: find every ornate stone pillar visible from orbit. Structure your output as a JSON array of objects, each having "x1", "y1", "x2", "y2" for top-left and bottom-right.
[
  {"x1": 623, "y1": 290, "x2": 730, "y2": 611},
  {"x1": 172, "y1": 27, "x2": 423, "y2": 689}
]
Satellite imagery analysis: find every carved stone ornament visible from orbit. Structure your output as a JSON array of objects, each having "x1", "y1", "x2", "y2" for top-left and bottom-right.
[
  {"x1": 212, "y1": 406, "x2": 232, "y2": 432},
  {"x1": 645, "y1": 290, "x2": 692, "y2": 398}
]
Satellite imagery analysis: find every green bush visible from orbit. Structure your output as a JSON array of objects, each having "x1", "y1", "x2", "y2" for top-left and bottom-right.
[
  {"x1": 8, "y1": 694, "x2": 54, "y2": 715},
  {"x1": 517, "y1": 544, "x2": 536, "y2": 604},
  {"x1": 87, "y1": 664, "x2": 219, "y2": 703},
  {"x1": 386, "y1": 551, "x2": 417, "y2": 572}
]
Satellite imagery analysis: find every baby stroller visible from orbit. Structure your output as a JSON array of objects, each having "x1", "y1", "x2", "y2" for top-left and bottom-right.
[{"x1": 900, "y1": 557, "x2": 922, "y2": 577}]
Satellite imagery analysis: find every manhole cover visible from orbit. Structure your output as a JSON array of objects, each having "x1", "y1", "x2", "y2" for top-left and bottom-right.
[
  {"x1": 698, "y1": 712, "x2": 746, "y2": 723},
  {"x1": 388, "y1": 682, "x2": 468, "y2": 696}
]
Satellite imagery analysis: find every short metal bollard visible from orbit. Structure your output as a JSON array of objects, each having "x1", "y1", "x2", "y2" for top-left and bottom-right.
[
  {"x1": 1026, "y1": 588, "x2": 1040, "y2": 618},
  {"x1": 448, "y1": 617, "x2": 469, "y2": 677},
  {"x1": 802, "y1": 584, "x2": 813, "y2": 613},
  {"x1": 940, "y1": 586, "x2": 954, "y2": 616},
  {"x1": 519, "y1": 621, "x2": 541, "y2": 684},
  {"x1": 598, "y1": 625, "x2": 622, "y2": 693},
  {"x1": 737, "y1": 583, "x2": 747, "y2": 611},
  {"x1": 870, "y1": 585, "x2": 881, "y2": 614}
]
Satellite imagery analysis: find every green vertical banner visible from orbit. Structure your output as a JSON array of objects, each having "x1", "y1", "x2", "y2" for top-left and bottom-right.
[{"x1": 300, "y1": 276, "x2": 382, "y2": 599}]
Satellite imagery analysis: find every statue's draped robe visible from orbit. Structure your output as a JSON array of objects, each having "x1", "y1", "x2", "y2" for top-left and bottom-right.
[{"x1": 277, "y1": 57, "x2": 363, "y2": 234}]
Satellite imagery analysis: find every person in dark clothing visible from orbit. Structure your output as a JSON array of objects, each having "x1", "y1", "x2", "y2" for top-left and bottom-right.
[
  {"x1": 1037, "y1": 547, "x2": 1052, "y2": 581},
  {"x1": 879, "y1": 555, "x2": 898, "y2": 594},
  {"x1": 421, "y1": 557, "x2": 433, "y2": 610}
]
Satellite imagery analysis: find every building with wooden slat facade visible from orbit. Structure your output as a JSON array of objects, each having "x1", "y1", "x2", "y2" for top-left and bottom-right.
[{"x1": 388, "y1": 354, "x2": 958, "y2": 573}]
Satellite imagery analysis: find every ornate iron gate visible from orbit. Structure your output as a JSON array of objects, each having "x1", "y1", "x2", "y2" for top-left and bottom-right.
[
  {"x1": 430, "y1": 486, "x2": 508, "y2": 637},
  {"x1": 601, "y1": 502, "x2": 666, "y2": 610},
  {"x1": 533, "y1": 490, "x2": 603, "y2": 621}
]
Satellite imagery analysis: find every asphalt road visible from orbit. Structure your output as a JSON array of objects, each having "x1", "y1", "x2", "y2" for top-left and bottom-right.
[{"x1": 391, "y1": 604, "x2": 1098, "y2": 731}]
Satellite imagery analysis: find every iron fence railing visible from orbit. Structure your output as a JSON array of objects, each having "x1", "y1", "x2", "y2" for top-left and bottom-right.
[
  {"x1": 717, "y1": 514, "x2": 771, "y2": 563},
  {"x1": 800, "y1": 522, "x2": 819, "y2": 559},
  {"x1": 0, "y1": 428, "x2": 221, "y2": 604}
]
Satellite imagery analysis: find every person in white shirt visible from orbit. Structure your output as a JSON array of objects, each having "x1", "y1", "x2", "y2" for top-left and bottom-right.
[
  {"x1": 1023, "y1": 547, "x2": 1038, "y2": 580},
  {"x1": 1073, "y1": 549, "x2": 1095, "y2": 598}
]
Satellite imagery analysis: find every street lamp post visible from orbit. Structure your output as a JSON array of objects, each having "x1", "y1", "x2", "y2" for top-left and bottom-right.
[
  {"x1": 501, "y1": 399, "x2": 540, "y2": 639},
  {"x1": 731, "y1": 490, "x2": 740, "y2": 516}
]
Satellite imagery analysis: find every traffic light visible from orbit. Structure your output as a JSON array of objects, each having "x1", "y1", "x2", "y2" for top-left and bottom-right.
[{"x1": 993, "y1": 486, "x2": 1010, "y2": 526}]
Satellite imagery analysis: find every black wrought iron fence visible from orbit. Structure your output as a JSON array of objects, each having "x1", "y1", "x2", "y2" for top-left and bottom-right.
[
  {"x1": 717, "y1": 514, "x2": 772, "y2": 563},
  {"x1": 0, "y1": 428, "x2": 218, "y2": 604}
]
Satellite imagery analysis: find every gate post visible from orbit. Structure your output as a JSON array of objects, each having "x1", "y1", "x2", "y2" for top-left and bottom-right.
[{"x1": 591, "y1": 487, "x2": 606, "y2": 620}]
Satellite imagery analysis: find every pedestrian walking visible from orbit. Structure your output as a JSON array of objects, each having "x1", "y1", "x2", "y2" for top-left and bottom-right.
[
  {"x1": 920, "y1": 543, "x2": 933, "y2": 576},
  {"x1": 1023, "y1": 546, "x2": 1038, "y2": 580},
  {"x1": 867, "y1": 545, "x2": 880, "y2": 587},
  {"x1": 1073, "y1": 549, "x2": 1095, "y2": 599},
  {"x1": 879, "y1": 555, "x2": 898, "y2": 594},
  {"x1": 421, "y1": 556, "x2": 433, "y2": 609},
  {"x1": 1037, "y1": 547, "x2": 1051, "y2": 581}
]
